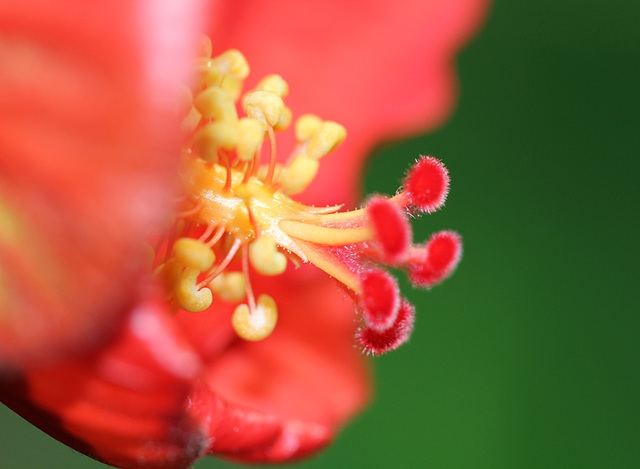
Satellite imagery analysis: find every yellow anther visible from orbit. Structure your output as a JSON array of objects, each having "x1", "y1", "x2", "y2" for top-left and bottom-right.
[
  {"x1": 193, "y1": 86, "x2": 238, "y2": 122},
  {"x1": 194, "y1": 58, "x2": 223, "y2": 89},
  {"x1": 194, "y1": 121, "x2": 238, "y2": 162},
  {"x1": 294, "y1": 114, "x2": 323, "y2": 141},
  {"x1": 173, "y1": 238, "x2": 215, "y2": 271},
  {"x1": 155, "y1": 258, "x2": 183, "y2": 292},
  {"x1": 249, "y1": 235, "x2": 287, "y2": 276},
  {"x1": 244, "y1": 90, "x2": 285, "y2": 127},
  {"x1": 240, "y1": 76, "x2": 289, "y2": 128},
  {"x1": 214, "y1": 49, "x2": 250, "y2": 79},
  {"x1": 220, "y1": 76, "x2": 243, "y2": 102},
  {"x1": 279, "y1": 154, "x2": 320, "y2": 195},
  {"x1": 274, "y1": 106, "x2": 292, "y2": 131},
  {"x1": 181, "y1": 106, "x2": 201, "y2": 135},
  {"x1": 232, "y1": 294, "x2": 278, "y2": 341},
  {"x1": 209, "y1": 271, "x2": 246, "y2": 302},
  {"x1": 307, "y1": 121, "x2": 347, "y2": 159},
  {"x1": 175, "y1": 267, "x2": 213, "y2": 313},
  {"x1": 256, "y1": 162, "x2": 284, "y2": 182},
  {"x1": 256, "y1": 74, "x2": 289, "y2": 97},
  {"x1": 199, "y1": 34, "x2": 213, "y2": 58},
  {"x1": 236, "y1": 118, "x2": 265, "y2": 161}
]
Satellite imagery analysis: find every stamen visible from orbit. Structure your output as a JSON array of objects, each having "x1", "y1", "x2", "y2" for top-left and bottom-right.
[
  {"x1": 274, "y1": 106, "x2": 292, "y2": 131},
  {"x1": 173, "y1": 238, "x2": 215, "y2": 271},
  {"x1": 205, "y1": 224, "x2": 226, "y2": 247},
  {"x1": 255, "y1": 74, "x2": 289, "y2": 97},
  {"x1": 176, "y1": 201, "x2": 203, "y2": 218},
  {"x1": 279, "y1": 154, "x2": 320, "y2": 195},
  {"x1": 249, "y1": 144, "x2": 261, "y2": 178},
  {"x1": 220, "y1": 151, "x2": 233, "y2": 193},
  {"x1": 194, "y1": 58, "x2": 223, "y2": 91},
  {"x1": 155, "y1": 258, "x2": 182, "y2": 295},
  {"x1": 265, "y1": 124, "x2": 277, "y2": 186},
  {"x1": 215, "y1": 49, "x2": 250, "y2": 79},
  {"x1": 295, "y1": 114, "x2": 322, "y2": 141},
  {"x1": 209, "y1": 272, "x2": 246, "y2": 303},
  {"x1": 244, "y1": 90, "x2": 285, "y2": 128},
  {"x1": 180, "y1": 95, "x2": 201, "y2": 134},
  {"x1": 193, "y1": 86, "x2": 238, "y2": 122},
  {"x1": 197, "y1": 237, "x2": 242, "y2": 288},
  {"x1": 241, "y1": 243, "x2": 256, "y2": 313},
  {"x1": 236, "y1": 118, "x2": 265, "y2": 162},
  {"x1": 162, "y1": 41, "x2": 461, "y2": 352},
  {"x1": 249, "y1": 235, "x2": 287, "y2": 276},
  {"x1": 215, "y1": 50, "x2": 250, "y2": 100},
  {"x1": 232, "y1": 294, "x2": 278, "y2": 341},
  {"x1": 306, "y1": 121, "x2": 347, "y2": 160},
  {"x1": 193, "y1": 121, "x2": 238, "y2": 162},
  {"x1": 175, "y1": 267, "x2": 213, "y2": 313},
  {"x1": 197, "y1": 221, "x2": 217, "y2": 242}
]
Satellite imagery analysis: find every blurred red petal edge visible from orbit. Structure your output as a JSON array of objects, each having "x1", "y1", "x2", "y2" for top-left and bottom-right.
[
  {"x1": 1, "y1": 294, "x2": 208, "y2": 469},
  {"x1": 0, "y1": 0, "x2": 206, "y2": 367},
  {"x1": 199, "y1": 273, "x2": 371, "y2": 435},
  {"x1": 190, "y1": 381, "x2": 333, "y2": 463},
  {"x1": 0, "y1": 290, "x2": 337, "y2": 468},
  {"x1": 207, "y1": 0, "x2": 490, "y2": 206}
]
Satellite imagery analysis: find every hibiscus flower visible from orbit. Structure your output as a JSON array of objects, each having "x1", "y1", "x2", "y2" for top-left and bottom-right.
[{"x1": 0, "y1": 1, "x2": 488, "y2": 468}]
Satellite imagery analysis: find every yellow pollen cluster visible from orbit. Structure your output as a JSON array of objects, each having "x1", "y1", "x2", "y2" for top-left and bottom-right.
[{"x1": 153, "y1": 37, "x2": 391, "y2": 343}]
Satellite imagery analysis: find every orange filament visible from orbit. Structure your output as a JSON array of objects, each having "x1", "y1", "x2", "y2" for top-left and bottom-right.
[
  {"x1": 197, "y1": 221, "x2": 217, "y2": 242},
  {"x1": 205, "y1": 224, "x2": 226, "y2": 247},
  {"x1": 197, "y1": 238, "x2": 241, "y2": 288}
]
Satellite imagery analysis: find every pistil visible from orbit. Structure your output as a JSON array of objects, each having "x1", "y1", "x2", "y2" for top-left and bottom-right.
[{"x1": 150, "y1": 39, "x2": 462, "y2": 354}]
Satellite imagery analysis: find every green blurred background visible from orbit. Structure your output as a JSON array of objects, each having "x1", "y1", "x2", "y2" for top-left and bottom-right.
[{"x1": 2, "y1": 1, "x2": 639, "y2": 467}]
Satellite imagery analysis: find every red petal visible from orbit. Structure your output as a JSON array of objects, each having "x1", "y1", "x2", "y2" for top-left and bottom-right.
[
  {"x1": 0, "y1": 1, "x2": 205, "y2": 368},
  {"x1": 0, "y1": 2, "x2": 484, "y2": 465},
  {"x1": 1, "y1": 286, "x2": 346, "y2": 467},
  {"x1": 208, "y1": 0, "x2": 489, "y2": 205},
  {"x1": 1, "y1": 291, "x2": 208, "y2": 469},
  {"x1": 195, "y1": 268, "x2": 370, "y2": 461}
]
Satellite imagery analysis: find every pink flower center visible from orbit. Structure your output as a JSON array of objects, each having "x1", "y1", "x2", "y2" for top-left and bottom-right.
[{"x1": 151, "y1": 37, "x2": 462, "y2": 355}]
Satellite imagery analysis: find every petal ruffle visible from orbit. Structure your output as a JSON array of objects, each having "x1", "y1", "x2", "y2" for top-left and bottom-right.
[
  {"x1": 2, "y1": 288, "x2": 343, "y2": 467},
  {"x1": 208, "y1": 0, "x2": 489, "y2": 205},
  {"x1": 202, "y1": 268, "x2": 369, "y2": 425},
  {"x1": 1, "y1": 292, "x2": 208, "y2": 469},
  {"x1": 0, "y1": 0, "x2": 205, "y2": 368},
  {"x1": 174, "y1": 265, "x2": 370, "y2": 461}
]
